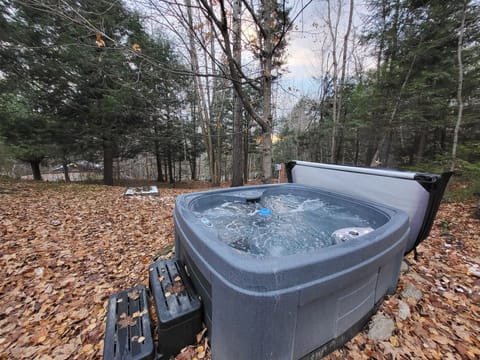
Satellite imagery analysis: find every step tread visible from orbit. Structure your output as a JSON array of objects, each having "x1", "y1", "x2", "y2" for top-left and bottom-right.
[
  {"x1": 149, "y1": 259, "x2": 202, "y2": 324},
  {"x1": 103, "y1": 285, "x2": 155, "y2": 360},
  {"x1": 149, "y1": 259, "x2": 202, "y2": 358}
]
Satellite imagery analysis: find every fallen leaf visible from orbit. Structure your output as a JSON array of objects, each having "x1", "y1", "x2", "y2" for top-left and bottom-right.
[
  {"x1": 132, "y1": 309, "x2": 147, "y2": 318},
  {"x1": 117, "y1": 316, "x2": 136, "y2": 329},
  {"x1": 1, "y1": 180, "x2": 478, "y2": 360},
  {"x1": 127, "y1": 290, "x2": 140, "y2": 300}
]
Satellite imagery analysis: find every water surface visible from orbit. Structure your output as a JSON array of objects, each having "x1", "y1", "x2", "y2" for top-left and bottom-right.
[{"x1": 194, "y1": 193, "x2": 380, "y2": 257}]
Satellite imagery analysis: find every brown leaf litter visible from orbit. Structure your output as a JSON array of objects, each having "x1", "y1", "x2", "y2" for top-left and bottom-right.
[{"x1": 0, "y1": 179, "x2": 478, "y2": 359}]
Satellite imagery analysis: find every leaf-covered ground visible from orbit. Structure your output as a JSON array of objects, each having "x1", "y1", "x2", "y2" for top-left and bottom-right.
[{"x1": 0, "y1": 179, "x2": 478, "y2": 359}]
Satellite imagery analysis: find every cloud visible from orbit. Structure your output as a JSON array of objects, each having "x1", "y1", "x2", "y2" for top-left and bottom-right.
[{"x1": 284, "y1": 35, "x2": 320, "y2": 82}]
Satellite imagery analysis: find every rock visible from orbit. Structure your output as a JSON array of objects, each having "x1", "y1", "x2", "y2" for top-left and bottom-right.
[
  {"x1": 397, "y1": 300, "x2": 411, "y2": 320},
  {"x1": 409, "y1": 272, "x2": 426, "y2": 284},
  {"x1": 367, "y1": 314, "x2": 395, "y2": 341},
  {"x1": 400, "y1": 261, "x2": 409, "y2": 274},
  {"x1": 401, "y1": 283, "x2": 423, "y2": 301}
]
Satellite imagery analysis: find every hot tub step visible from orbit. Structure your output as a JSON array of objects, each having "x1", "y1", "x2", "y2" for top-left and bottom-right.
[
  {"x1": 149, "y1": 259, "x2": 202, "y2": 358},
  {"x1": 103, "y1": 285, "x2": 155, "y2": 360}
]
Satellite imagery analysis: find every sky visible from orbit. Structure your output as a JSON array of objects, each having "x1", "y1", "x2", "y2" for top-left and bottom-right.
[
  {"x1": 280, "y1": 0, "x2": 367, "y2": 99},
  {"x1": 134, "y1": 0, "x2": 367, "y2": 117}
]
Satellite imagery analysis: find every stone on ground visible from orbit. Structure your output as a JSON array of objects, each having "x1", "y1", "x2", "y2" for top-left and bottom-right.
[{"x1": 367, "y1": 314, "x2": 395, "y2": 341}]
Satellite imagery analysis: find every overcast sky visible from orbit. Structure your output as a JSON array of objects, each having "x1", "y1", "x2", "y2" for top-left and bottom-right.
[
  {"x1": 283, "y1": 1, "x2": 367, "y2": 92},
  {"x1": 271, "y1": 1, "x2": 364, "y2": 118}
]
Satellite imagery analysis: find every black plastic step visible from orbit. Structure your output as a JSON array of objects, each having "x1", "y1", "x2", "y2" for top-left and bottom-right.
[
  {"x1": 149, "y1": 259, "x2": 202, "y2": 358},
  {"x1": 103, "y1": 285, "x2": 155, "y2": 360}
]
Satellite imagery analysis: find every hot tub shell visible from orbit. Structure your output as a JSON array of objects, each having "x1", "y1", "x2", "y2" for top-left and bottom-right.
[
  {"x1": 175, "y1": 185, "x2": 412, "y2": 359},
  {"x1": 174, "y1": 162, "x2": 451, "y2": 360}
]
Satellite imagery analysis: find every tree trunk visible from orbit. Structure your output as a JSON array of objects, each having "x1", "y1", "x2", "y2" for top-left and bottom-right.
[
  {"x1": 62, "y1": 162, "x2": 70, "y2": 183},
  {"x1": 164, "y1": 160, "x2": 168, "y2": 183},
  {"x1": 451, "y1": 0, "x2": 467, "y2": 171},
  {"x1": 243, "y1": 117, "x2": 250, "y2": 182},
  {"x1": 167, "y1": 149, "x2": 174, "y2": 184},
  {"x1": 30, "y1": 160, "x2": 42, "y2": 181},
  {"x1": 189, "y1": 103, "x2": 197, "y2": 180},
  {"x1": 231, "y1": 0, "x2": 243, "y2": 187},
  {"x1": 354, "y1": 128, "x2": 359, "y2": 166},
  {"x1": 334, "y1": 0, "x2": 354, "y2": 163},
  {"x1": 260, "y1": 0, "x2": 275, "y2": 183},
  {"x1": 195, "y1": 0, "x2": 284, "y2": 182},
  {"x1": 326, "y1": 0, "x2": 340, "y2": 163},
  {"x1": 383, "y1": 129, "x2": 393, "y2": 166},
  {"x1": 190, "y1": 158, "x2": 196, "y2": 181},
  {"x1": 370, "y1": 51, "x2": 417, "y2": 166},
  {"x1": 186, "y1": 0, "x2": 215, "y2": 184},
  {"x1": 414, "y1": 130, "x2": 427, "y2": 165},
  {"x1": 154, "y1": 139, "x2": 164, "y2": 182},
  {"x1": 335, "y1": 126, "x2": 344, "y2": 164},
  {"x1": 365, "y1": 137, "x2": 378, "y2": 166},
  {"x1": 103, "y1": 139, "x2": 114, "y2": 186},
  {"x1": 214, "y1": 114, "x2": 222, "y2": 186}
]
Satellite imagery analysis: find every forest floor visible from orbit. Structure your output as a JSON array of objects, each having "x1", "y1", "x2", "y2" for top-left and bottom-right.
[{"x1": 0, "y1": 179, "x2": 479, "y2": 360}]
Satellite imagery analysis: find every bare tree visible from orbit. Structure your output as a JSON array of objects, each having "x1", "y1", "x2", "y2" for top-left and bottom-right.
[
  {"x1": 191, "y1": 0, "x2": 312, "y2": 183},
  {"x1": 451, "y1": 0, "x2": 467, "y2": 172},
  {"x1": 316, "y1": 0, "x2": 355, "y2": 163},
  {"x1": 231, "y1": 0, "x2": 243, "y2": 186},
  {"x1": 334, "y1": 0, "x2": 354, "y2": 163},
  {"x1": 325, "y1": 0, "x2": 341, "y2": 163}
]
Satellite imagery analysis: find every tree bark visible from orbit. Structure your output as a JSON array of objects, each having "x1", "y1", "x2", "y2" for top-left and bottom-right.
[
  {"x1": 414, "y1": 130, "x2": 427, "y2": 165},
  {"x1": 185, "y1": 0, "x2": 216, "y2": 184},
  {"x1": 103, "y1": 139, "x2": 114, "y2": 186},
  {"x1": 196, "y1": 0, "x2": 286, "y2": 183},
  {"x1": 326, "y1": 0, "x2": 341, "y2": 163},
  {"x1": 334, "y1": 0, "x2": 354, "y2": 163},
  {"x1": 451, "y1": 0, "x2": 467, "y2": 171},
  {"x1": 167, "y1": 148, "x2": 174, "y2": 184},
  {"x1": 188, "y1": 103, "x2": 197, "y2": 180},
  {"x1": 370, "y1": 51, "x2": 417, "y2": 166},
  {"x1": 354, "y1": 127, "x2": 359, "y2": 166},
  {"x1": 30, "y1": 160, "x2": 42, "y2": 181},
  {"x1": 260, "y1": 0, "x2": 275, "y2": 183},
  {"x1": 243, "y1": 117, "x2": 250, "y2": 182},
  {"x1": 154, "y1": 139, "x2": 164, "y2": 182},
  {"x1": 62, "y1": 162, "x2": 70, "y2": 183},
  {"x1": 231, "y1": 0, "x2": 243, "y2": 187},
  {"x1": 153, "y1": 119, "x2": 164, "y2": 182}
]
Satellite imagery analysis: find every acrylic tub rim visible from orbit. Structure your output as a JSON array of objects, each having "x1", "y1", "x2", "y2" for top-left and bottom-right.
[{"x1": 174, "y1": 183, "x2": 410, "y2": 293}]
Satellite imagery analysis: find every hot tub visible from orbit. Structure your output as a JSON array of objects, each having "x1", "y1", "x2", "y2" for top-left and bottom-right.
[
  {"x1": 174, "y1": 162, "x2": 451, "y2": 360},
  {"x1": 175, "y1": 184, "x2": 410, "y2": 359}
]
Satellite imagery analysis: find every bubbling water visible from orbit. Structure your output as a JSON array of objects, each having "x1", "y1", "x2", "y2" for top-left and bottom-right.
[{"x1": 195, "y1": 193, "x2": 378, "y2": 257}]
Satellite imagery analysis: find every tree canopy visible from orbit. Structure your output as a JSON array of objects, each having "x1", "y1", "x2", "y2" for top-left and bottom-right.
[{"x1": 0, "y1": 0, "x2": 478, "y2": 187}]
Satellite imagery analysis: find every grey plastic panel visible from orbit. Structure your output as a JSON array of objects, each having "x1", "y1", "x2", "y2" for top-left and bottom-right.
[{"x1": 174, "y1": 184, "x2": 410, "y2": 360}]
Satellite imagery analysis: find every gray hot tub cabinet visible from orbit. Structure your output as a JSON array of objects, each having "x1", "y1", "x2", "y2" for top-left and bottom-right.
[{"x1": 174, "y1": 162, "x2": 451, "y2": 360}]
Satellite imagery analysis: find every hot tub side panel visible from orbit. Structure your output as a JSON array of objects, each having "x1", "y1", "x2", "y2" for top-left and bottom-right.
[{"x1": 174, "y1": 203, "x2": 409, "y2": 360}]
